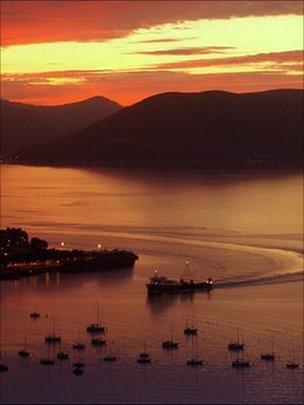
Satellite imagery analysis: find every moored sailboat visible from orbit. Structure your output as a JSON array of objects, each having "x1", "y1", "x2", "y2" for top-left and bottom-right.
[{"x1": 86, "y1": 301, "x2": 105, "y2": 333}]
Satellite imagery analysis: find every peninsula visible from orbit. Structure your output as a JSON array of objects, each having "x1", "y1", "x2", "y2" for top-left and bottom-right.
[{"x1": 0, "y1": 228, "x2": 138, "y2": 281}]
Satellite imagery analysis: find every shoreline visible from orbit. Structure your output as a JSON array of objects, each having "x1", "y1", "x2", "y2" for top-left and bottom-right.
[{"x1": 1, "y1": 162, "x2": 302, "y2": 176}]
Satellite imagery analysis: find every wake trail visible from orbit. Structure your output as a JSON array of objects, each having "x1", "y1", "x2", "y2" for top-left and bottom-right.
[{"x1": 90, "y1": 229, "x2": 304, "y2": 286}]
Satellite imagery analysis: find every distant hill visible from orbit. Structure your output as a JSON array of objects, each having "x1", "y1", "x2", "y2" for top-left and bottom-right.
[
  {"x1": 1, "y1": 96, "x2": 121, "y2": 155},
  {"x1": 11, "y1": 89, "x2": 303, "y2": 170}
]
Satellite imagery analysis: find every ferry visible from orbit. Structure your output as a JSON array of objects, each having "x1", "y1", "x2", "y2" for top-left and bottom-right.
[{"x1": 146, "y1": 271, "x2": 213, "y2": 295}]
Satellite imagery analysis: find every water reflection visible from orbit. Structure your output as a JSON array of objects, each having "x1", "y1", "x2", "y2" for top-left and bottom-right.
[
  {"x1": 146, "y1": 290, "x2": 213, "y2": 315},
  {"x1": 3, "y1": 266, "x2": 134, "y2": 295}
]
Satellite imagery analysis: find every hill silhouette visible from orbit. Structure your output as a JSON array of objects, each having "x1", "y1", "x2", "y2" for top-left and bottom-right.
[
  {"x1": 10, "y1": 89, "x2": 303, "y2": 170},
  {"x1": 1, "y1": 96, "x2": 121, "y2": 155}
]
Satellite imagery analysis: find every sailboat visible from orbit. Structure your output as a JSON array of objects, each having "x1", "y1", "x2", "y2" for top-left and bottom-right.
[
  {"x1": 45, "y1": 316, "x2": 61, "y2": 343},
  {"x1": 91, "y1": 337, "x2": 106, "y2": 346},
  {"x1": 286, "y1": 362, "x2": 299, "y2": 369},
  {"x1": 187, "y1": 338, "x2": 203, "y2": 366},
  {"x1": 57, "y1": 351, "x2": 69, "y2": 360},
  {"x1": 57, "y1": 341, "x2": 69, "y2": 360},
  {"x1": 73, "y1": 350, "x2": 85, "y2": 368},
  {"x1": 231, "y1": 358, "x2": 250, "y2": 368},
  {"x1": 184, "y1": 317, "x2": 198, "y2": 335},
  {"x1": 231, "y1": 349, "x2": 250, "y2": 368},
  {"x1": 18, "y1": 336, "x2": 30, "y2": 357},
  {"x1": 228, "y1": 327, "x2": 244, "y2": 351},
  {"x1": 40, "y1": 344, "x2": 55, "y2": 365},
  {"x1": 86, "y1": 301, "x2": 105, "y2": 333},
  {"x1": 137, "y1": 341, "x2": 151, "y2": 363},
  {"x1": 73, "y1": 360, "x2": 85, "y2": 368},
  {"x1": 162, "y1": 325, "x2": 179, "y2": 349},
  {"x1": 103, "y1": 341, "x2": 117, "y2": 362},
  {"x1": 73, "y1": 367, "x2": 84, "y2": 375},
  {"x1": 286, "y1": 348, "x2": 299, "y2": 369},
  {"x1": 29, "y1": 311, "x2": 40, "y2": 319},
  {"x1": 260, "y1": 338, "x2": 275, "y2": 361},
  {"x1": 73, "y1": 332, "x2": 85, "y2": 350},
  {"x1": 103, "y1": 355, "x2": 117, "y2": 362}
]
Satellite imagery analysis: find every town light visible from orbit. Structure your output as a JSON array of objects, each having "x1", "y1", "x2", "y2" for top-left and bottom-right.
[
  {"x1": 60, "y1": 242, "x2": 65, "y2": 247},
  {"x1": 97, "y1": 244, "x2": 102, "y2": 249}
]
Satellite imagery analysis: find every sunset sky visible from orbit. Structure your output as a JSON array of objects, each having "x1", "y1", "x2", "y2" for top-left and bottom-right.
[{"x1": 1, "y1": 0, "x2": 303, "y2": 106}]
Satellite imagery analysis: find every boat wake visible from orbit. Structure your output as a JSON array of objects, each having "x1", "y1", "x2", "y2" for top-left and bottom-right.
[
  {"x1": 31, "y1": 224, "x2": 304, "y2": 289},
  {"x1": 215, "y1": 269, "x2": 303, "y2": 289},
  {"x1": 85, "y1": 229, "x2": 303, "y2": 288}
]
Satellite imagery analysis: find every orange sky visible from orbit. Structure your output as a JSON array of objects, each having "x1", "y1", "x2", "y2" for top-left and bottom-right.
[{"x1": 1, "y1": 1, "x2": 303, "y2": 106}]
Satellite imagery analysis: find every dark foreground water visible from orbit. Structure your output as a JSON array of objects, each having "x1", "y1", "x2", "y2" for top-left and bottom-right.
[{"x1": 0, "y1": 165, "x2": 303, "y2": 404}]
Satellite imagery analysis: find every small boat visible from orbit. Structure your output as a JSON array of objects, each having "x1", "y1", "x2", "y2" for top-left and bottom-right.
[
  {"x1": 73, "y1": 331, "x2": 85, "y2": 350},
  {"x1": 40, "y1": 358, "x2": 54, "y2": 365},
  {"x1": 91, "y1": 338, "x2": 106, "y2": 346},
  {"x1": 45, "y1": 316, "x2": 61, "y2": 343},
  {"x1": 29, "y1": 311, "x2": 40, "y2": 319},
  {"x1": 261, "y1": 338, "x2": 275, "y2": 361},
  {"x1": 261, "y1": 353, "x2": 275, "y2": 360},
  {"x1": 187, "y1": 358, "x2": 203, "y2": 366},
  {"x1": 73, "y1": 361, "x2": 85, "y2": 368},
  {"x1": 103, "y1": 355, "x2": 117, "y2": 362},
  {"x1": 73, "y1": 367, "x2": 84, "y2": 375},
  {"x1": 286, "y1": 362, "x2": 299, "y2": 369},
  {"x1": 137, "y1": 341, "x2": 151, "y2": 363},
  {"x1": 228, "y1": 342, "x2": 244, "y2": 351},
  {"x1": 231, "y1": 359, "x2": 250, "y2": 368},
  {"x1": 162, "y1": 340, "x2": 179, "y2": 349},
  {"x1": 137, "y1": 356, "x2": 151, "y2": 364},
  {"x1": 86, "y1": 323, "x2": 105, "y2": 333},
  {"x1": 86, "y1": 301, "x2": 105, "y2": 333},
  {"x1": 45, "y1": 335, "x2": 61, "y2": 343},
  {"x1": 18, "y1": 349, "x2": 30, "y2": 357},
  {"x1": 0, "y1": 364, "x2": 9, "y2": 372},
  {"x1": 40, "y1": 345, "x2": 54, "y2": 365},
  {"x1": 163, "y1": 325, "x2": 179, "y2": 349},
  {"x1": 184, "y1": 320, "x2": 198, "y2": 336},
  {"x1": 187, "y1": 338, "x2": 203, "y2": 366},
  {"x1": 73, "y1": 342, "x2": 85, "y2": 350},
  {"x1": 228, "y1": 327, "x2": 244, "y2": 351},
  {"x1": 18, "y1": 336, "x2": 30, "y2": 357},
  {"x1": 184, "y1": 314, "x2": 198, "y2": 335},
  {"x1": 57, "y1": 351, "x2": 69, "y2": 360}
]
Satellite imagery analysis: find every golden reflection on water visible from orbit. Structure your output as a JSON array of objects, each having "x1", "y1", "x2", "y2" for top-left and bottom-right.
[{"x1": 1, "y1": 164, "x2": 303, "y2": 236}]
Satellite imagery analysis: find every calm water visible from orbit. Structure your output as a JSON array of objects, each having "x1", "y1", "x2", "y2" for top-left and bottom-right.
[{"x1": 0, "y1": 165, "x2": 303, "y2": 404}]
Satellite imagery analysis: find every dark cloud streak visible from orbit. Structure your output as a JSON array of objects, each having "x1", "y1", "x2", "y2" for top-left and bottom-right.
[
  {"x1": 1, "y1": 1, "x2": 302, "y2": 46},
  {"x1": 135, "y1": 46, "x2": 234, "y2": 56}
]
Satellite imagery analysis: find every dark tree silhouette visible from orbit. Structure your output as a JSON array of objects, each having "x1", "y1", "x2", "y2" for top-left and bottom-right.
[{"x1": 30, "y1": 237, "x2": 48, "y2": 250}]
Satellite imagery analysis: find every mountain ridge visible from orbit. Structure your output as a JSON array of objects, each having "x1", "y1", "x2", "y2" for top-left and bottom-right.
[
  {"x1": 1, "y1": 96, "x2": 122, "y2": 155},
  {"x1": 7, "y1": 89, "x2": 304, "y2": 170}
]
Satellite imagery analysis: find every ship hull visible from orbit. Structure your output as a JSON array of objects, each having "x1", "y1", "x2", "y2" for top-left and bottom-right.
[{"x1": 146, "y1": 282, "x2": 213, "y2": 295}]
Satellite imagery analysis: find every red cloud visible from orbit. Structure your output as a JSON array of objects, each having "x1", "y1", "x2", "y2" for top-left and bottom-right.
[
  {"x1": 1, "y1": 69, "x2": 302, "y2": 106},
  {"x1": 1, "y1": 1, "x2": 302, "y2": 46}
]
